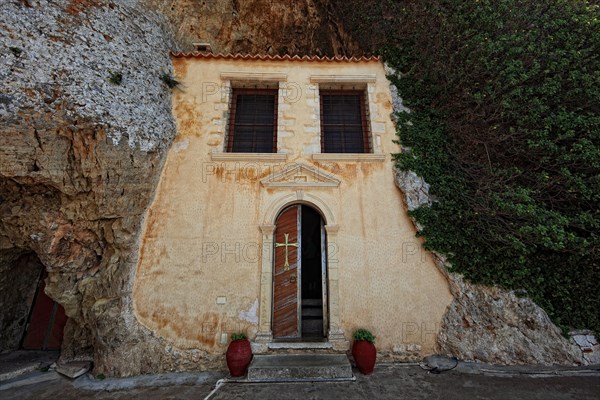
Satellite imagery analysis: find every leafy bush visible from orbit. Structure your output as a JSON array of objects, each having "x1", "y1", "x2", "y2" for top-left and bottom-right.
[
  {"x1": 230, "y1": 332, "x2": 247, "y2": 341},
  {"x1": 353, "y1": 329, "x2": 376, "y2": 343},
  {"x1": 335, "y1": 0, "x2": 600, "y2": 333}
]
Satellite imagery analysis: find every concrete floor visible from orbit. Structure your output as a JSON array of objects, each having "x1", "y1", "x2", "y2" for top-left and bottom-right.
[
  {"x1": 0, "y1": 351, "x2": 58, "y2": 381},
  {"x1": 1, "y1": 364, "x2": 599, "y2": 400}
]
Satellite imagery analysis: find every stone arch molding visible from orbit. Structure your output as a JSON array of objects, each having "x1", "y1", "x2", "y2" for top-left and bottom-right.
[
  {"x1": 262, "y1": 191, "x2": 337, "y2": 227},
  {"x1": 254, "y1": 191, "x2": 347, "y2": 352}
]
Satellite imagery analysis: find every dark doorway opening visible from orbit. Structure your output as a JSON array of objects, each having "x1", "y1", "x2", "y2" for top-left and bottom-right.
[
  {"x1": 300, "y1": 206, "x2": 324, "y2": 339},
  {"x1": 20, "y1": 267, "x2": 68, "y2": 351},
  {"x1": 0, "y1": 252, "x2": 67, "y2": 352}
]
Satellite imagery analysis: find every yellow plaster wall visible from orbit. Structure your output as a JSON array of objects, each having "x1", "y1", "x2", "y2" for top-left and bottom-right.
[{"x1": 133, "y1": 56, "x2": 453, "y2": 356}]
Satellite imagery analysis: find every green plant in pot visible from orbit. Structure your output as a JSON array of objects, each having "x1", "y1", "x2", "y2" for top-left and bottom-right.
[
  {"x1": 226, "y1": 333, "x2": 252, "y2": 377},
  {"x1": 352, "y1": 328, "x2": 376, "y2": 374}
]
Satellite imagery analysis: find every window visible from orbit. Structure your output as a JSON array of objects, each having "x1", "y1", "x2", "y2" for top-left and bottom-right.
[
  {"x1": 319, "y1": 90, "x2": 371, "y2": 153},
  {"x1": 227, "y1": 88, "x2": 278, "y2": 153}
]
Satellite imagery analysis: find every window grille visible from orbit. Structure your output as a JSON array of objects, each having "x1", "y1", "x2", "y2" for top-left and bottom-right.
[
  {"x1": 227, "y1": 88, "x2": 278, "y2": 153},
  {"x1": 319, "y1": 90, "x2": 371, "y2": 153}
]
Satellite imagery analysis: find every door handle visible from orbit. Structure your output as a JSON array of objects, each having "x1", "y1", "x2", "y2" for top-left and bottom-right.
[{"x1": 289, "y1": 274, "x2": 297, "y2": 283}]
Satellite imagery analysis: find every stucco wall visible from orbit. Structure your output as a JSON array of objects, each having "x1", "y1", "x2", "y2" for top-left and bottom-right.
[{"x1": 133, "y1": 56, "x2": 453, "y2": 359}]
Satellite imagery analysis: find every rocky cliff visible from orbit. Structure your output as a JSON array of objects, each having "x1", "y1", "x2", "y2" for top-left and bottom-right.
[
  {"x1": 1, "y1": 0, "x2": 183, "y2": 375},
  {"x1": 144, "y1": 0, "x2": 360, "y2": 55},
  {"x1": 0, "y1": 0, "x2": 589, "y2": 377},
  {"x1": 0, "y1": 0, "x2": 359, "y2": 376}
]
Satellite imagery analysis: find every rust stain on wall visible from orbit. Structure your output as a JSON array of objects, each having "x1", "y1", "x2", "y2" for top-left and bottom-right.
[
  {"x1": 172, "y1": 57, "x2": 188, "y2": 77},
  {"x1": 173, "y1": 101, "x2": 200, "y2": 136},
  {"x1": 359, "y1": 161, "x2": 383, "y2": 178},
  {"x1": 335, "y1": 163, "x2": 358, "y2": 181},
  {"x1": 376, "y1": 92, "x2": 393, "y2": 112}
]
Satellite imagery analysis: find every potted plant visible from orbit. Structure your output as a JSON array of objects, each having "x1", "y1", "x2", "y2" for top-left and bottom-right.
[
  {"x1": 352, "y1": 328, "x2": 376, "y2": 375},
  {"x1": 225, "y1": 333, "x2": 252, "y2": 377}
]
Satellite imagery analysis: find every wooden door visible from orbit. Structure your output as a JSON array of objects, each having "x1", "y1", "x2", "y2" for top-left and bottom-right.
[
  {"x1": 21, "y1": 273, "x2": 67, "y2": 350},
  {"x1": 273, "y1": 205, "x2": 301, "y2": 338}
]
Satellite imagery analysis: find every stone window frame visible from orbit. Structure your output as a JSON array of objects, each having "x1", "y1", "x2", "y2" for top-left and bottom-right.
[
  {"x1": 309, "y1": 74, "x2": 386, "y2": 162},
  {"x1": 319, "y1": 89, "x2": 372, "y2": 154},
  {"x1": 225, "y1": 88, "x2": 279, "y2": 153},
  {"x1": 210, "y1": 72, "x2": 290, "y2": 162}
]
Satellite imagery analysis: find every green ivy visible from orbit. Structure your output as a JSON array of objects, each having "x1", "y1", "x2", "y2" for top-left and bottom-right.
[{"x1": 334, "y1": 0, "x2": 600, "y2": 334}]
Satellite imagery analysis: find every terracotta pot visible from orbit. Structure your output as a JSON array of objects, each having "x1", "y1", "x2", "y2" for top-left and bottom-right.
[
  {"x1": 226, "y1": 339, "x2": 252, "y2": 377},
  {"x1": 352, "y1": 340, "x2": 376, "y2": 375}
]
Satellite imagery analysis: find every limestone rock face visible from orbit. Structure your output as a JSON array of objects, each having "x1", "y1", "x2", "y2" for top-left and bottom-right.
[
  {"x1": 392, "y1": 169, "x2": 584, "y2": 365},
  {"x1": 393, "y1": 169, "x2": 432, "y2": 212},
  {"x1": 0, "y1": 0, "x2": 184, "y2": 376},
  {"x1": 144, "y1": 0, "x2": 360, "y2": 55},
  {"x1": 437, "y1": 272, "x2": 582, "y2": 365},
  {"x1": 570, "y1": 331, "x2": 600, "y2": 365}
]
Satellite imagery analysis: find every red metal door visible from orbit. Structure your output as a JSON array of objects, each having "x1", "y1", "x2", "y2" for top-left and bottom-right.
[
  {"x1": 273, "y1": 205, "x2": 300, "y2": 338},
  {"x1": 21, "y1": 274, "x2": 67, "y2": 350}
]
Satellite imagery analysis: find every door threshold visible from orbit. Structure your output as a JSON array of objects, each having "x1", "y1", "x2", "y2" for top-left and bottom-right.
[
  {"x1": 272, "y1": 337, "x2": 327, "y2": 343},
  {"x1": 267, "y1": 341, "x2": 333, "y2": 350}
]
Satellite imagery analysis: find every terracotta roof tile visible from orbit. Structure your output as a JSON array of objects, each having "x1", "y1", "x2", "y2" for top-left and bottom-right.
[{"x1": 170, "y1": 52, "x2": 380, "y2": 63}]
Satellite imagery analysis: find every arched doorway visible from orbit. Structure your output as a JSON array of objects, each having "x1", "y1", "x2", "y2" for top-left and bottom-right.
[{"x1": 272, "y1": 204, "x2": 328, "y2": 340}]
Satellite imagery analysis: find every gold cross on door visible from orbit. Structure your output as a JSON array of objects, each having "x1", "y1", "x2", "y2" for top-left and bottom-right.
[{"x1": 275, "y1": 233, "x2": 298, "y2": 271}]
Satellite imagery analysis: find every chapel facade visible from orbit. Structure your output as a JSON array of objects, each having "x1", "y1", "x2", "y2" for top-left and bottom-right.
[{"x1": 132, "y1": 53, "x2": 453, "y2": 359}]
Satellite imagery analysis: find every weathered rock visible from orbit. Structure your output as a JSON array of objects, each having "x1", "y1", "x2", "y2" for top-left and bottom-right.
[
  {"x1": 56, "y1": 361, "x2": 92, "y2": 379},
  {"x1": 1, "y1": 0, "x2": 183, "y2": 376},
  {"x1": 570, "y1": 331, "x2": 600, "y2": 365},
  {"x1": 384, "y1": 64, "x2": 410, "y2": 118},
  {"x1": 436, "y1": 271, "x2": 582, "y2": 365},
  {"x1": 393, "y1": 169, "x2": 432, "y2": 212},
  {"x1": 144, "y1": 0, "x2": 361, "y2": 55},
  {"x1": 385, "y1": 64, "x2": 433, "y2": 214}
]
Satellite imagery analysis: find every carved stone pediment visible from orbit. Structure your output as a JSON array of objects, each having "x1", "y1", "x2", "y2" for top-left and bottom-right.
[{"x1": 260, "y1": 163, "x2": 340, "y2": 188}]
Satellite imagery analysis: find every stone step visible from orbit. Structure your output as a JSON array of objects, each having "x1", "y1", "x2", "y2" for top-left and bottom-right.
[
  {"x1": 264, "y1": 341, "x2": 341, "y2": 354},
  {"x1": 247, "y1": 354, "x2": 354, "y2": 382},
  {"x1": 268, "y1": 341, "x2": 333, "y2": 350}
]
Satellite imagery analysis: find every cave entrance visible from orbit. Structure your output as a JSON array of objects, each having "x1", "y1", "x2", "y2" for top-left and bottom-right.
[{"x1": 0, "y1": 252, "x2": 67, "y2": 352}]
